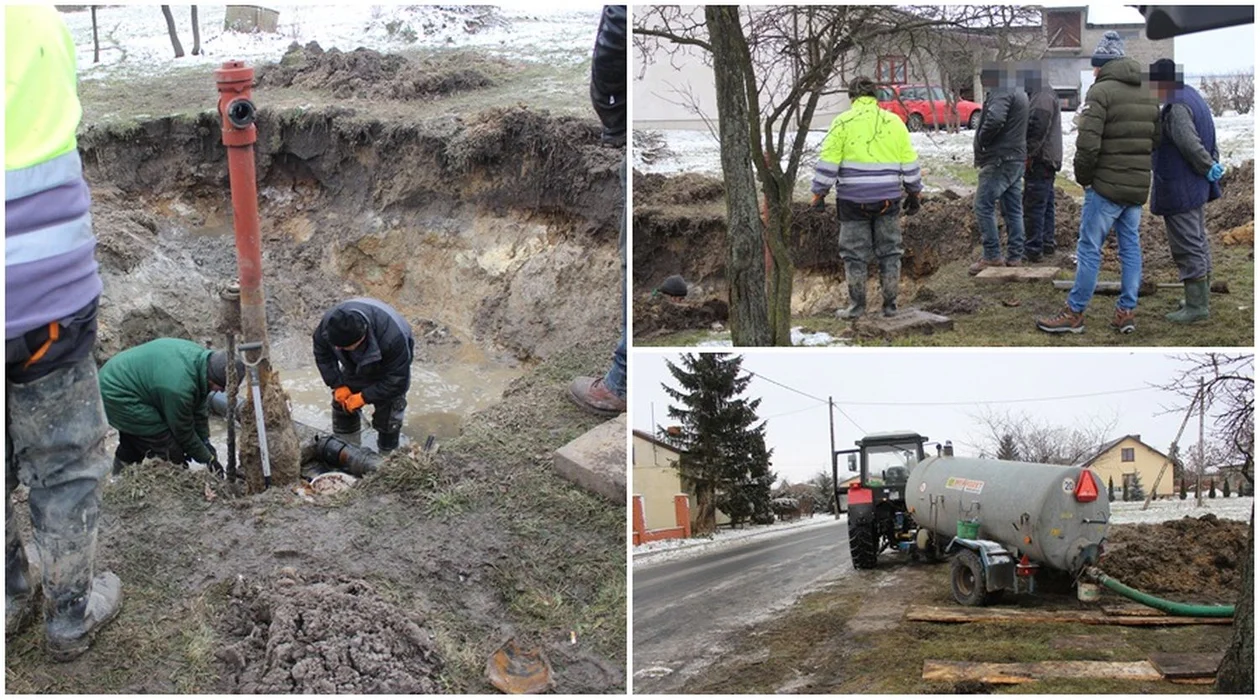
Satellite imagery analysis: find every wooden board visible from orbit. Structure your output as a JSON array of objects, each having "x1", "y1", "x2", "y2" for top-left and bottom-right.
[
  {"x1": 852, "y1": 308, "x2": 953, "y2": 338},
  {"x1": 974, "y1": 265, "x2": 1061, "y2": 282},
  {"x1": 906, "y1": 605, "x2": 1232, "y2": 626},
  {"x1": 1148, "y1": 652, "x2": 1225, "y2": 679},
  {"x1": 922, "y1": 660, "x2": 1162, "y2": 684}
]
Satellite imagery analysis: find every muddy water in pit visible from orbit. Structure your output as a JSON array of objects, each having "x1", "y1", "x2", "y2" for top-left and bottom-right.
[{"x1": 206, "y1": 355, "x2": 523, "y2": 455}]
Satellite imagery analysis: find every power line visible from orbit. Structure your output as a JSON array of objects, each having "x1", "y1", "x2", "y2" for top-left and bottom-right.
[
  {"x1": 763, "y1": 403, "x2": 829, "y2": 421},
  {"x1": 833, "y1": 385, "x2": 1159, "y2": 407},
  {"x1": 745, "y1": 369, "x2": 829, "y2": 404}
]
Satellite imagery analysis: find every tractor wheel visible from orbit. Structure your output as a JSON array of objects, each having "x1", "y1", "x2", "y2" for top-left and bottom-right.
[
  {"x1": 849, "y1": 520, "x2": 879, "y2": 570},
  {"x1": 968, "y1": 110, "x2": 982, "y2": 130},
  {"x1": 907, "y1": 113, "x2": 925, "y2": 132},
  {"x1": 950, "y1": 549, "x2": 988, "y2": 606}
]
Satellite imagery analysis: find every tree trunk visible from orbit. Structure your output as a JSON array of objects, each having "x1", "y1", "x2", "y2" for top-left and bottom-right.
[
  {"x1": 692, "y1": 482, "x2": 718, "y2": 536},
  {"x1": 704, "y1": 6, "x2": 770, "y2": 346},
  {"x1": 765, "y1": 195, "x2": 796, "y2": 345},
  {"x1": 161, "y1": 5, "x2": 185, "y2": 58},
  {"x1": 190, "y1": 6, "x2": 201, "y2": 56},
  {"x1": 91, "y1": 6, "x2": 100, "y2": 63},
  {"x1": 1215, "y1": 505, "x2": 1254, "y2": 692}
]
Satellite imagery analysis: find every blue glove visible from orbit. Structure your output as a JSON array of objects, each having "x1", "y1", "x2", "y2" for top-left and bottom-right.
[{"x1": 1207, "y1": 162, "x2": 1225, "y2": 183}]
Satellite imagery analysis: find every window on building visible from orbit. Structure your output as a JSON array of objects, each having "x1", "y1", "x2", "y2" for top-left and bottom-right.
[
  {"x1": 1121, "y1": 447, "x2": 1135, "y2": 462},
  {"x1": 1047, "y1": 11, "x2": 1082, "y2": 48},
  {"x1": 877, "y1": 55, "x2": 908, "y2": 84}
]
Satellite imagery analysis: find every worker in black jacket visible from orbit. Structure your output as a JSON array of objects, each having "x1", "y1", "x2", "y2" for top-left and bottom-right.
[
  {"x1": 1022, "y1": 64, "x2": 1063, "y2": 263},
  {"x1": 569, "y1": 5, "x2": 628, "y2": 417},
  {"x1": 971, "y1": 63, "x2": 1031, "y2": 275},
  {"x1": 312, "y1": 298, "x2": 414, "y2": 453}
]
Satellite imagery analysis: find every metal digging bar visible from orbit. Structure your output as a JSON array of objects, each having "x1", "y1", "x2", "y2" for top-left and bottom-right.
[{"x1": 237, "y1": 341, "x2": 271, "y2": 489}]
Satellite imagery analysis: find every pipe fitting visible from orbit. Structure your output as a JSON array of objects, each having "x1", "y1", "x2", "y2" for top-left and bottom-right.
[{"x1": 226, "y1": 98, "x2": 257, "y2": 128}]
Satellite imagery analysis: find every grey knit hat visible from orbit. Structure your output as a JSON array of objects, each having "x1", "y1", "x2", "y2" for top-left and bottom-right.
[
  {"x1": 1091, "y1": 30, "x2": 1126, "y2": 67},
  {"x1": 207, "y1": 350, "x2": 245, "y2": 388}
]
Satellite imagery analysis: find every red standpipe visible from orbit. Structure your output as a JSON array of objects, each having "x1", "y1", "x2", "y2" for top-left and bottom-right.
[{"x1": 215, "y1": 60, "x2": 268, "y2": 352}]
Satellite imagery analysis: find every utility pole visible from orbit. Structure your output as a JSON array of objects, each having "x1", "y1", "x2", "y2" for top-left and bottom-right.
[
  {"x1": 1196, "y1": 376, "x2": 1205, "y2": 508},
  {"x1": 829, "y1": 396, "x2": 838, "y2": 519}
]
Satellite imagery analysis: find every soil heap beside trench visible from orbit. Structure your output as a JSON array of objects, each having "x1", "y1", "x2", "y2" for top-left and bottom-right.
[{"x1": 1101, "y1": 514, "x2": 1250, "y2": 604}]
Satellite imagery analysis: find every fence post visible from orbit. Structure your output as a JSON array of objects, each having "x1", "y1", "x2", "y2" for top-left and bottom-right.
[
  {"x1": 633, "y1": 495, "x2": 647, "y2": 546},
  {"x1": 674, "y1": 494, "x2": 691, "y2": 539}
]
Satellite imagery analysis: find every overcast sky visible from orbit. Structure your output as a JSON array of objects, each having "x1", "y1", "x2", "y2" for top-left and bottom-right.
[{"x1": 630, "y1": 351, "x2": 1247, "y2": 485}]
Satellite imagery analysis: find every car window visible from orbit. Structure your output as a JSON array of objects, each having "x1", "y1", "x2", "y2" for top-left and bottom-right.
[
  {"x1": 876, "y1": 87, "x2": 895, "y2": 101},
  {"x1": 931, "y1": 87, "x2": 948, "y2": 101}
]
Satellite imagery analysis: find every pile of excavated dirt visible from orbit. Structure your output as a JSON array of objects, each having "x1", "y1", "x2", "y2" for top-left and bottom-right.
[
  {"x1": 633, "y1": 295, "x2": 730, "y2": 338},
  {"x1": 217, "y1": 572, "x2": 443, "y2": 693},
  {"x1": 256, "y1": 42, "x2": 503, "y2": 100},
  {"x1": 635, "y1": 171, "x2": 725, "y2": 205},
  {"x1": 1101, "y1": 514, "x2": 1249, "y2": 603}
]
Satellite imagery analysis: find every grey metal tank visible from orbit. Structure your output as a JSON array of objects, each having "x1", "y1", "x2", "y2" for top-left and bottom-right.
[{"x1": 906, "y1": 454, "x2": 1109, "y2": 574}]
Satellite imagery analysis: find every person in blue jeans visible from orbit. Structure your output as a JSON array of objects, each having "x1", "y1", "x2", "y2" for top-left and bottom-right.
[
  {"x1": 1021, "y1": 64, "x2": 1063, "y2": 263},
  {"x1": 1036, "y1": 31, "x2": 1159, "y2": 335},
  {"x1": 568, "y1": 6, "x2": 626, "y2": 417},
  {"x1": 969, "y1": 63, "x2": 1030, "y2": 275}
]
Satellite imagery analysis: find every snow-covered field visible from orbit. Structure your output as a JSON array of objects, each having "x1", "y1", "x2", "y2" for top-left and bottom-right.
[
  {"x1": 695, "y1": 327, "x2": 847, "y2": 348},
  {"x1": 635, "y1": 110, "x2": 1255, "y2": 192},
  {"x1": 633, "y1": 513, "x2": 845, "y2": 567},
  {"x1": 1110, "y1": 495, "x2": 1253, "y2": 525},
  {"x1": 60, "y1": 4, "x2": 602, "y2": 81}
]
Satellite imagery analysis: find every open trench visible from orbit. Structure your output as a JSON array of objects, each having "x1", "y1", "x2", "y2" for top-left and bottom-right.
[{"x1": 83, "y1": 105, "x2": 622, "y2": 458}]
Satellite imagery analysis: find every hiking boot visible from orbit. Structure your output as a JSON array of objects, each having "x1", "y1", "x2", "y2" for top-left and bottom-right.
[
  {"x1": 568, "y1": 376, "x2": 626, "y2": 418},
  {"x1": 1005, "y1": 258, "x2": 1024, "y2": 268},
  {"x1": 1110, "y1": 306, "x2": 1137, "y2": 334},
  {"x1": 1166, "y1": 277, "x2": 1210, "y2": 324},
  {"x1": 1035, "y1": 305, "x2": 1085, "y2": 334},
  {"x1": 968, "y1": 258, "x2": 1004, "y2": 276},
  {"x1": 1024, "y1": 251, "x2": 1043, "y2": 264}
]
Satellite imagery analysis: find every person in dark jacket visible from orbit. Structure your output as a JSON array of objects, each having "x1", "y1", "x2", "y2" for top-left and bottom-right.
[
  {"x1": 1149, "y1": 58, "x2": 1223, "y2": 324},
  {"x1": 1037, "y1": 31, "x2": 1160, "y2": 335},
  {"x1": 99, "y1": 338, "x2": 242, "y2": 474},
  {"x1": 971, "y1": 63, "x2": 1030, "y2": 274},
  {"x1": 1021, "y1": 64, "x2": 1063, "y2": 263},
  {"x1": 313, "y1": 298, "x2": 414, "y2": 453},
  {"x1": 569, "y1": 5, "x2": 627, "y2": 418}
]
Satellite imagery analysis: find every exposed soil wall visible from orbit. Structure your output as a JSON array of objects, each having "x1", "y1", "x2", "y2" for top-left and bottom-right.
[
  {"x1": 81, "y1": 105, "x2": 622, "y2": 364},
  {"x1": 1102, "y1": 514, "x2": 1250, "y2": 604}
]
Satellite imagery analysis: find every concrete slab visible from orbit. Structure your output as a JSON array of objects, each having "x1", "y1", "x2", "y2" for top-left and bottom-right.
[
  {"x1": 554, "y1": 414, "x2": 626, "y2": 503},
  {"x1": 974, "y1": 265, "x2": 1061, "y2": 282},
  {"x1": 853, "y1": 308, "x2": 953, "y2": 338}
]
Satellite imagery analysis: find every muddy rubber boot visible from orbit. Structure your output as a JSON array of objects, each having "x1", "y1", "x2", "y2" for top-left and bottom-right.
[
  {"x1": 879, "y1": 258, "x2": 901, "y2": 317},
  {"x1": 6, "y1": 500, "x2": 39, "y2": 638},
  {"x1": 331, "y1": 402, "x2": 362, "y2": 447},
  {"x1": 37, "y1": 530, "x2": 122, "y2": 662},
  {"x1": 1166, "y1": 277, "x2": 1210, "y2": 324},
  {"x1": 837, "y1": 261, "x2": 868, "y2": 320},
  {"x1": 376, "y1": 431, "x2": 400, "y2": 454}
]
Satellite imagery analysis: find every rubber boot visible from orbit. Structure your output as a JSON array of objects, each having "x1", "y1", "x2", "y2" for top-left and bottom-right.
[
  {"x1": 6, "y1": 499, "x2": 39, "y2": 638},
  {"x1": 1166, "y1": 277, "x2": 1210, "y2": 324},
  {"x1": 837, "y1": 261, "x2": 868, "y2": 320},
  {"x1": 332, "y1": 403, "x2": 361, "y2": 447},
  {"x1": 376, "y1": 431, "x2": 400, "y2": 454},
  {"x1": 879, "y1": 257, "x2": 901, "y2": 317},
  {"x1": 7, "y1": 356, "x2": 121, "y2": 661}
]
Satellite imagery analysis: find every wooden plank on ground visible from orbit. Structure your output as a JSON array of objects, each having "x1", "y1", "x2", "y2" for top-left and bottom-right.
[
  {"x1": 1148, "y1": 652, "x2": 1225, "y2": 679},
  {"x1": 922, "y1": 660, "x2": 1162, "y2": 684},
  {"x1": 974, "y1": 265, "x2": 1061, "y2": 282},
  {"x1": 906, "y1": 605, "x2": 1232, "y2": 626},
  {"x1": 852, "y1": 308, "x2": 953, "y2": 338}
]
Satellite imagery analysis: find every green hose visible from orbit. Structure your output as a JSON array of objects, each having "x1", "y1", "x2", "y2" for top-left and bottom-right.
[{"x1": 1088, "y1": 568, "x2": 1235, "y2": 618}]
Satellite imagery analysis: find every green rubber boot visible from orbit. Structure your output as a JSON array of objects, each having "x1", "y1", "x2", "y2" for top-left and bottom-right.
[{"x1": 1165, "y1": 277, "x2": 1210, "y2": 324}]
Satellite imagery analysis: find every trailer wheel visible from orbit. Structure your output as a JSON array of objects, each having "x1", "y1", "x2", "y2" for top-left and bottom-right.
[
  {"x1": 849, "y1": 520, "x2": 879, "y2": 570},
  {"x1": 950, "y1": 549, "x2": 988, "y2": 606}
]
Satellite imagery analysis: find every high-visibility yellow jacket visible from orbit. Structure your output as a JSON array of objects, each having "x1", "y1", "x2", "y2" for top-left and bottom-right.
[
  {"x1": 811, "y1": 96, "x2": 922, "y2": 204},
  {"x1": 5, "y1": 5, "x2": 101, "y2": 340}
]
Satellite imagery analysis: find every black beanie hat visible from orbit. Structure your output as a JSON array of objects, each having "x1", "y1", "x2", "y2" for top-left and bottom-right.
[{"x1": 327, "y1": 308, "x2": 368, "y2": 347}]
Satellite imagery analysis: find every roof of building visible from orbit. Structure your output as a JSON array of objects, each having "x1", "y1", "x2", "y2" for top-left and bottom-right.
[
  {"x1": 1080, "y1": 434, "x2": 1170, "y2": 468},
  {"x1": 632, "y1": 429, "x2": 686, "y2": 455}
]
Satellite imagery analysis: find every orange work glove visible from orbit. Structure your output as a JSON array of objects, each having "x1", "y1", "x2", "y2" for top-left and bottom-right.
[
  {"x1": 343, "y1": 393, "x2": 366, "y2": 412},
  {"x1": 333, "y1": 386, "x2": 352, "y2": 404}
]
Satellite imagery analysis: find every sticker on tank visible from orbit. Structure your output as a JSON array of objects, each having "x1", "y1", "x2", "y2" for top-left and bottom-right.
[{"x1": 945, "y1": 476, "x2": 985, "y2": 494}]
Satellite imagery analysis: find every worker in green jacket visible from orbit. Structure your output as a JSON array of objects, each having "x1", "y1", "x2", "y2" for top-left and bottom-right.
[{"x1": 98, "y1": 338, "x2": 243, "y2": 474}]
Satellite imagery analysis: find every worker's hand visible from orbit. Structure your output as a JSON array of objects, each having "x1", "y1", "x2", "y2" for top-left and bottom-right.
[
  {"x1": 1207, "y1": 162, "x2": 1225, "y2": 183},
  {"x1": 343, "y1": 393, "x2": 366, "y2": 412},
  {"x1": 209, "y1": 458, "x2": 226, "y2": 479},
  {"x1": 202, "y1": 438, "x2": 218, "y2": 460},
  {"x1": 810, "y1": 193, "x2": 827, "y2": 213},
  {"x1": 333, "y1": 385, "x2": 352, "y2": 404},
  {"x1": 903, "y1": 192, "x2": 922, "y2": 216}
]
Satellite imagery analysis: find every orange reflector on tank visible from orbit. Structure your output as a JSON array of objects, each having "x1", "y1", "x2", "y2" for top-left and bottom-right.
[{"x1": 1074, "y1": 470, "x2": 1098, "y2": 502}]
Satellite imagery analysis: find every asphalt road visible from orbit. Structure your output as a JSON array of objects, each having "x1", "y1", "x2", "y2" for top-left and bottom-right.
[{"x1": 632, "y1": 519, "x2": 854, "y2": 694}]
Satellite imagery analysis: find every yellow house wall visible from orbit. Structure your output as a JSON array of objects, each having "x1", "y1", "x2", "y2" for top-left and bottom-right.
[
  {"x1": 633, "y1": 435, "x2": 686, "y2": 530},
  {"x1": 1088, "y1": 437, "x2": 1175, "y2": 497}
]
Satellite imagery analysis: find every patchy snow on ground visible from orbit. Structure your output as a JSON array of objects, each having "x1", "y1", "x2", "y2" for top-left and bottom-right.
[
  {"x1": 694, "y1": 326, "x2": 847, "y2": 347},
  {"x1": 60, "y1": 4, "x2": 601, "y2": 81},
  {"x1": 634, "y1": 514, "x2": 846, "y2": 567},
  {"x1": 1110, "y1": 495, "x2": 1253, "y2": 525},
  {"x1": 635, "y1": 111, "x2": 1254, "y2": 190}
]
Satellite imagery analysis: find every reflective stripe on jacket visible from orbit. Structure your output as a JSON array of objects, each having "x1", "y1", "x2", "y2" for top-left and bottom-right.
[
  {"x1": 5, "y1": 6, "x2": 101, "y2": 339},
  {"x1": 811, "y1": 97, "x2": 922, "y2": 204}
]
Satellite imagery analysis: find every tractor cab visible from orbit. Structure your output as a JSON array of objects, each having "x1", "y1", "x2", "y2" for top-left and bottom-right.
[
  {"x1": 852, "y1": 431, "x2": 926, "y2": 491},
  {"x1": 835, "y1": 432, "x2": 931, "y2": 569}
]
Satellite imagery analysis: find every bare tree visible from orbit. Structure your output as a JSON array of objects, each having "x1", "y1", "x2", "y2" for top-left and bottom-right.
[
  {"x1": 161, "y1": 5, "x2": 185, "y2": 58},
  {"x1": 634, "y1": 5, "x2": 1040, "y2": 344},
  {"x1": 968, "y1": 406, "x2": 1117, "y2": 465},
  {"x1": 191, "y1": 5, "x2": 201, "y2": 56},
  {"x1": 91, "y1": 6, "x2": 100, "y2": 64}
]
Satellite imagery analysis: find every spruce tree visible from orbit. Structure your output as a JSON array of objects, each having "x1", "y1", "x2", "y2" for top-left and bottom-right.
[
  {"x1": 1128, "y1": 473, "x2": 1146, "y2": 502},
  {"x1": 996, "y1": 433, "x2": 1020, "y2": 461},
  {"x1": 1223, "y1": 477, "x2": 1232, "y2": 498},
  {"x1": 1209, "y1": 478, "x2": 1217, "y2": 498},
  {"x1": 1108, "y1": 476, "x2": 1115, "y2": 502},
  {"x1": 1180, "y1": 476, "x2": 1188, "y2": 500},
  {"x1": 662, "y1": 353, "x2": 774, "y2": 534}
]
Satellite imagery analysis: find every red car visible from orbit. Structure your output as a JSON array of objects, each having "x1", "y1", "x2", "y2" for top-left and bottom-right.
[{"x1": 876, "y1": 84, "x2": 983, "y2": 132}]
